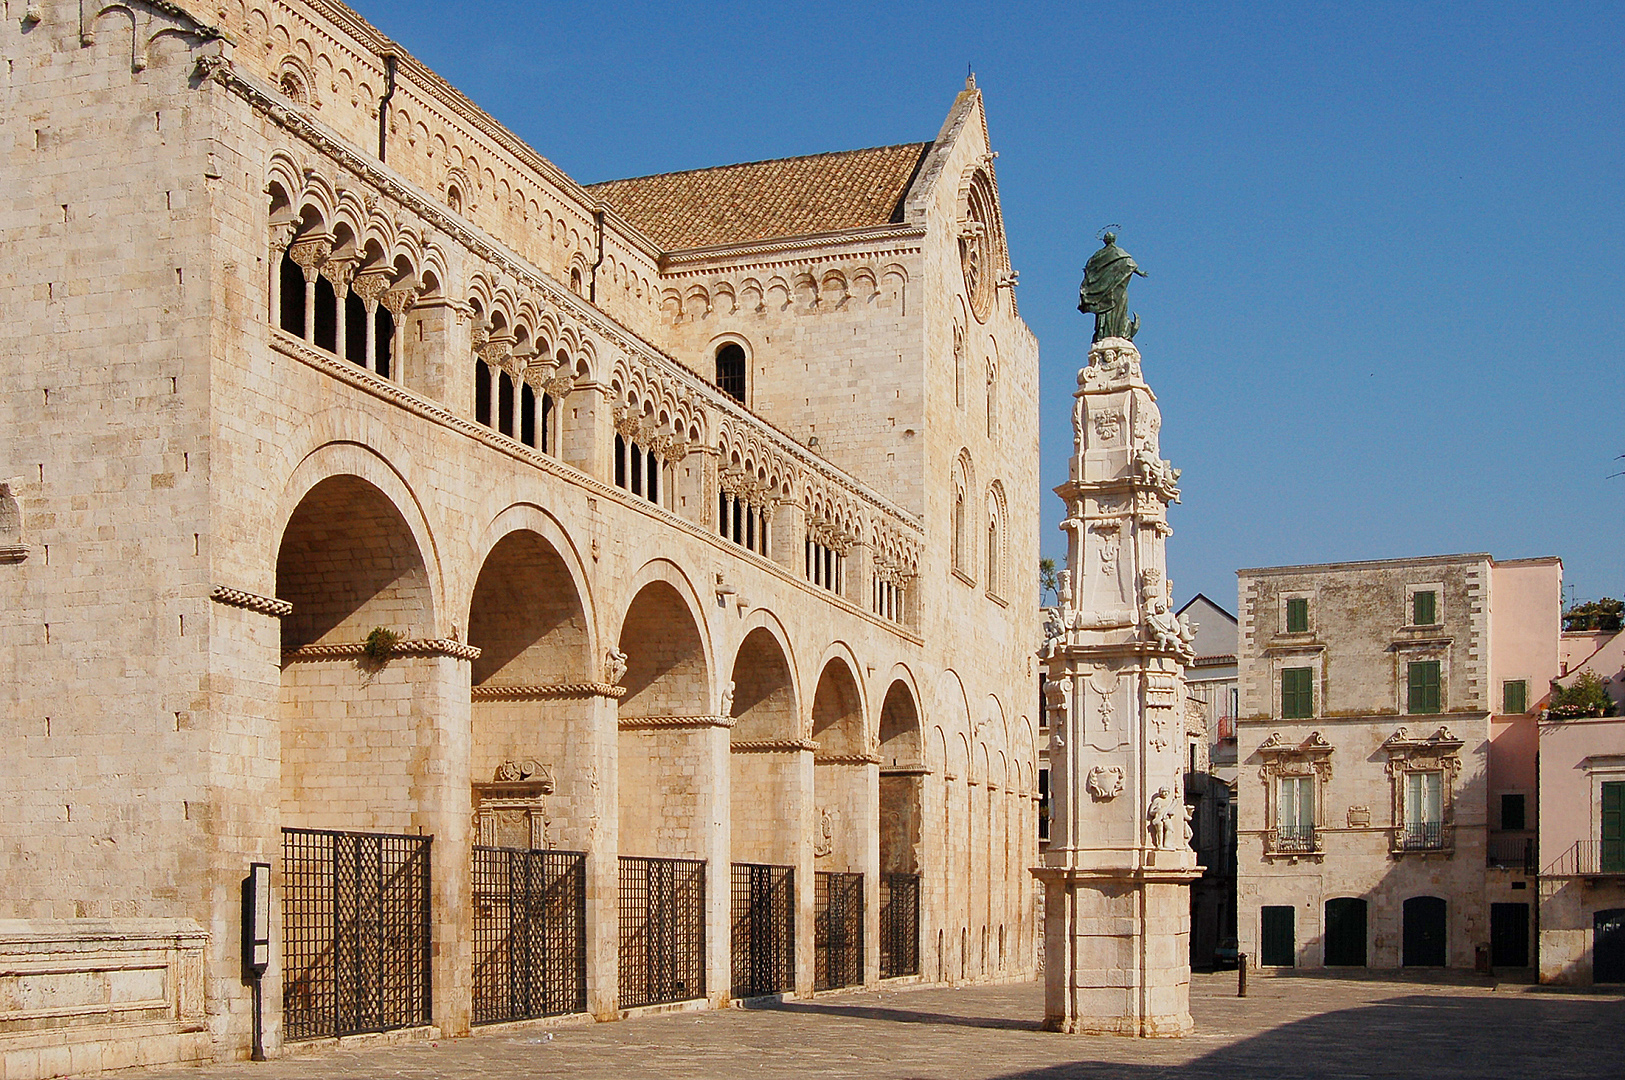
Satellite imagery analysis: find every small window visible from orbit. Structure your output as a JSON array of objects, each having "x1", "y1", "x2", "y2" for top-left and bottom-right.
[
  {"x1": 1281, "y1": 667, "x2": 1314, "y2": 719},
  {"x1": 1038, "y1": 768, "x2": 1050, "y2": 841},
  {"x1": 569, "y1": 267, "x2": 584, "y2": 296},
  {"x1": 1503, "y1": 679, "x2": 1528, "y2": 715},
  {"x1": 1501, "y1": 793, "x2": 1526, "y2": 832},
  {"x1": 1407, "y1": 660, "x2": 1441, "y2": 715},
  {"x1": 1413, "y1": 590, "x2": 1437, "y2": 626},
  {"x1": 1286, "y1": 597, "x2": 1309, "y2": 634},
  {"x1": 715, "y1": 343, "x2": 747, "y2": 404}
]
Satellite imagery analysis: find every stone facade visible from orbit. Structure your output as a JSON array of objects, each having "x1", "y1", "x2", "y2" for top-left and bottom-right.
[
  {"x1": 1235, "y1": 555, "x2": 1561, "y2": 972},
  {"x1": 1036, "y1": 337, "x2": 1199, "y2": 1036},
  {"x1": 0, "y1": 1, "x2": 1040, "y2": 1073}
]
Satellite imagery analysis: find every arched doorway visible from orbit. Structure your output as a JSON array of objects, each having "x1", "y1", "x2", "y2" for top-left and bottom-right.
[
  {"x1": 811, "y1": 657, "x2": 870, "y2": 990},
  {"x1": 275, "y1": 474, "x2": 437, "y2": 1040},
  {"x1": 1324, "y1": 897, "x2": 1367, "y2": 967},
  {"x1": 877, "y1": 680, "x2": 922, "y2": 978},
  {"x1": 616, "y1": 579, "x2": 712, "y2": 1009},
  {"x1": 726, "y1": 626, "x2": 798, "y2": 999},
  {"x1": 466, "y1": 528, "x2": 591, "y2": 1023},
  {"x1": 1403, "y1": 896, "x2": 1447, "y2": 967}
]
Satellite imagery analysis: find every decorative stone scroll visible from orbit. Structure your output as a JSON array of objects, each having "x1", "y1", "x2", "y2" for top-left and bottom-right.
[
  {"x1": 282, "y1": 638, "x2": 481, "y2": 662},
  {"x1": 731, "y1": 739, "x2": 820, "y2": 754},
  {"x1": 1256, "y1": 731, "x2": 1334, "y2": 858},
  {"x1": 616, "y1": 715, "x2": 736, "y2": 731},
  {"x1": 813, "y1": 752, "x2": 883, "y2": 766},
  {"x1": 1382, "y1": 725, "x2": 1464, "y2": 854},
  {"x1": 210, "y1": 585, "x2": 293, "y2": 617},
  {"x1": 471, "y1": 682, "x2": 626, "y2": 700}
]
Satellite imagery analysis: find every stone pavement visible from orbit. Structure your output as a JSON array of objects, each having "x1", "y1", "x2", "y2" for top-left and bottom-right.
[{"x1": 134, "y1": 973, "x2": 1625, "y2": 1080}]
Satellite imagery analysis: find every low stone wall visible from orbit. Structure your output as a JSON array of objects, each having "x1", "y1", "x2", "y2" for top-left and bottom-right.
[{"x1": 0, "y1": 920, "x2": 210, "y2": 1079}]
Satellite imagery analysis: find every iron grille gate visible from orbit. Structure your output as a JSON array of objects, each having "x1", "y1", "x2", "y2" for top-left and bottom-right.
[
  {"x1": 472, "y1": 847, "x2": 587, "y2": 1024},
  {"x1": 282, "y1": 828, "x2": 432, "y2": 1041},
  {"x1": 879, "y1": 873, "x2": 920, "y2": 978},
  {"x1": 730, "y1": 863, "x2": 795, "y2": 999},
  {"x1": 618, "y1": 856, "x2": 706, "y2": 1008},
  {"x1": 815, "y1": 871, "x2": 864, "y2": 990}
]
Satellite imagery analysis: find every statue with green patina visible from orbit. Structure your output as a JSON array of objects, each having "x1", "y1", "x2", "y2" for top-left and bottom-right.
[{"x1": 1078, "y1": 232, "x2": 1146, "y2": 342}]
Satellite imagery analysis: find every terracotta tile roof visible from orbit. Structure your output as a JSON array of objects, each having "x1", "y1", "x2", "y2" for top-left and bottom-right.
[{"x1": 585, "y1": 143, "x2": 931, "y2": 252}]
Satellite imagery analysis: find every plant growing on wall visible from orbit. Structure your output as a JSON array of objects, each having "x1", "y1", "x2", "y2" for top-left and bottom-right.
[
  {"x1": 1549, "y1": 671, "x2": 1617, "y2": 719},
  {"x1": 363, "y1": 626, "x2": 401, "y2": 665}
]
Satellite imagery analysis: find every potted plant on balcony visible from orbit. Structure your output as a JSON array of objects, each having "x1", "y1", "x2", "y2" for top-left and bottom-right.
[{"x1": 1548, "y1": 671, "x2": 1617, "y2": 720}]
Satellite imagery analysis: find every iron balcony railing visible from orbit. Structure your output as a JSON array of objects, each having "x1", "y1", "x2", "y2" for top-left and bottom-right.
[
  {"x1": 1486, "y1": 834, "x2": 1538, "y2": 873},
  {"x1": 1545, "y1": 840, "x2": 1625, "y2": 877},
  {"x1": 1393, "y1": 821, "x2": 1453, "y2": 853},
  {"x1": 1267, "y1": 825, "x2": 1320, "y2": 855}
]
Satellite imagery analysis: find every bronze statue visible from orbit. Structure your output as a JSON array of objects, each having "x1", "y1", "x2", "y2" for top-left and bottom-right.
[{"x1": 1079, "y1": 232, "x2": 1146, "y2": 342}]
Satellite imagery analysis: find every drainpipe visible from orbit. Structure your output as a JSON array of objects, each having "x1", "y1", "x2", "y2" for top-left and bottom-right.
[
  {"x1": 377, "y1": 52, "x2": 398, "y2": 163},
  {"x1": 590, "y1": 208, "x2": 606, "y2": 304}
]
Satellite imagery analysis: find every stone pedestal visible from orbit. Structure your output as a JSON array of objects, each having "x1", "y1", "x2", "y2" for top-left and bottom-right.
[{"x1": 1034, "y1": 336, "x2": 1199, "y2": 1037}]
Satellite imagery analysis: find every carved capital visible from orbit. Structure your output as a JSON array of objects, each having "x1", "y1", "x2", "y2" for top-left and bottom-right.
[{"x1": 286, "y1": 235, "x2": 331, "y2": 277}]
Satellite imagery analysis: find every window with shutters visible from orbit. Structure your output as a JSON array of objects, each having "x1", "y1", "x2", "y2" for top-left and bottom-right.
[
  {"x1": 1383, "y1": 725, "x2": 1461, "y2": 856},
  {"x1": 1403, "y1": 771, "x2": 1445, "y2": 849},
  {"x1": 1281, "y1": 667, "x2": 1314, "y2": 719},
  {"x1": 1503, "y1": 679, "x2": 1528, "y2": 715},
  {"x1": 1285, "y1": 596, "x2": 1309, "y2": 634},
  {"x1": 1407, "y1": 661, "x2": 1441, "y2": 715},
  {"x1": 1257, "y1": 730, "x2": 1331, "y2": 857},
  {"x1": 1603, "y1": 782, "x2": 1625, "y2": 873},
  {"x1": 1412, "y1": 589, "x2": 1438, "y2": 626}
]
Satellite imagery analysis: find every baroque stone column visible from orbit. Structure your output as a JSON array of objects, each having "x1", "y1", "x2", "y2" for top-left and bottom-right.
[{"x1": 1033, "y1": 336, "x2": 1199, "y2": 1036}]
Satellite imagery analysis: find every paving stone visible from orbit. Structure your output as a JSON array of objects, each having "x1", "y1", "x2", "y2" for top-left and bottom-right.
[{"x1": 130, "y1": 972, "x2": 1625, "y2": 1080}]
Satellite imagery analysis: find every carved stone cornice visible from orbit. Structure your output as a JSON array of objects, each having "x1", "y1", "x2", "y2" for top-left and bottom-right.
[
  {"x1": 210, "y1": 585, "x2": 293, "y2": 617},
  {"x1": 471, "y1": 682, "x2": 626, "y2": 700},
  {"x1": 617, "y1": 715, "x2": 736, "y2": 731},
  {"x1": 814, "y1": 753, "x2": 882, "y2": 766},
  {"x1": 731, "y1": 739, "x2": 819, "y2": 754},
  {"x1": 282, "y1": 638, "x2": 481, "y2": 662}
]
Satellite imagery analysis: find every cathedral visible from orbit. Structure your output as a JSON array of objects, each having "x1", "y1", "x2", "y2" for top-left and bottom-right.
[{"x1": 0, "y1": 0, "x2": 1040, "y2": 1072}]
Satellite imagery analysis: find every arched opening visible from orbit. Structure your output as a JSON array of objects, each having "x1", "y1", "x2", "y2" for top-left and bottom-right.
[
  {"x1": 617, "y1": 580, "x2": 710, "y2": 852},
  {"x1": 1402, "y1": 896, "x2": 1447, "y2": 967},
  {"x1": 726, "y1": 627, "x2": 799, "y2": 999},
  {"x1": 275, "y1": 474, "x2": 434, "y2": 830},
  {"x1": 812, "y1": 658, "x2": 868, "y2": 990},
  {"x1": 715, "y1": 342, "x2": 746, "y2": 404},
  {"x1": 466, "y1": 528, "x2": 591, "y2": 1023},
  {"x1": 877, "y1": 680, "x2": 922, "y2": 978},
  {"x1": 616, "y1": 579, "x2": 712, "y2": 1009},
  {"x1": 467, "y1": 529, "x2": 591, "y2": 825}
]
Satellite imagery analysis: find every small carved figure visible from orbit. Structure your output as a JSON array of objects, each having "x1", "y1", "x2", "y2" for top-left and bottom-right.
[
  {"x1": 1086, "y1": 765, "x2": 1124, "y2": 801},
  {"x1": 719, "y1": 680, "x2": 736, "y2": 717},
  {"x1": 1079, "y1": 232, "x2": 1146, "y2": 342},
  {"x1": 1147, "y1": 786, "x2": 1178, "y2": 849},
  {"x1": 1181, "y1": 801, "x2": 1194, "y2": 848},
  {"x1": 0, "y1": 482, "x2": 21, "y2": 544},
  {"x1": 814, "y1": 809, "x2": 834, "y2": 857},
  {"x1": 604, "y1": 647, "x2": 628, "y2": 687},
  {"x1": 1143, "y1": 595, "x2": 1191, "y2": 657}
]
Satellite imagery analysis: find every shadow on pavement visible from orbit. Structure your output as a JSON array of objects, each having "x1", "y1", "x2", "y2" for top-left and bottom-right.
[
  {"x1": 761, "y1": 999, "x2": 1044, "y2": 1033},
  {"x1": 985, "y1": 992, "x2": 1625, "y2": 1080}
]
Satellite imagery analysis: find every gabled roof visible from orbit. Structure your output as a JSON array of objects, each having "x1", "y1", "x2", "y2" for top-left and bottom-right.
[
  {"x1": 1178, "y1": 593, "x2": 1237, "y2": 624},
  {"x1": 584, "y1": 143, "x2": 931, "y2": 252}
]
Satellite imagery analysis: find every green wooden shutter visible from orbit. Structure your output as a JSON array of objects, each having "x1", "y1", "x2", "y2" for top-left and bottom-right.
[
  {"x1": 1603, "y1": 782, "x2": 1625, "y2": 872},
  {"x1": 1286, "y1": 597, "x2": 1308, "y2": 634},
  {"x1": 1408, "y1": 661, "x2": 1440, "y2": 714},
  {"x1": 1503, "y1": 680, "x2": 1527, "y2": 715},
  {"x1": 1413, "y1": 590, "x2": 1436, "y2": 626}
]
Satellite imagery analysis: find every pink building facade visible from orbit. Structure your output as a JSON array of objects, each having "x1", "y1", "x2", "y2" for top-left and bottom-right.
[{"x1": 1538, "y1": 629, "x2": 1625, "y2": 984}]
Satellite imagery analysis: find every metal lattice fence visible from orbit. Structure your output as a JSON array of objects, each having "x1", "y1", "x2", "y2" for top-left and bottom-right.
[
  {"x1": 471, "y1": 847, "x2": 587, "y2": 1024},
  {"x1": 281, "y1": 828, "x2": 432, "y2": 1041},
  {"x1": 879, "y1": 873, "x2": 919, "y2": 978},
  {"x1": 730, "y1": 863, "x2": 795, "y2": 999},
  {"x1": 815, "y1": 871, "x2": 864, "y2": 991},
  {"x1": 618, "y1": 856, "x2": 706, "y2": 1009}
]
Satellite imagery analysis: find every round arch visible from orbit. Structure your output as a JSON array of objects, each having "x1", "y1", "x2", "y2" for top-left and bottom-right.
[
  {"x1": 616, "y1": 560, "x2": 714, "y2": 718},
  {"x1": 810, "y1": 651, "x2": 867, "y2": 756}
]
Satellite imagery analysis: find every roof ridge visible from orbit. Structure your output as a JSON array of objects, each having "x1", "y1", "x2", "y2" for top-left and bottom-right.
[{"x1": 584, "y1": 141, "x2": 932, "y2": 189}]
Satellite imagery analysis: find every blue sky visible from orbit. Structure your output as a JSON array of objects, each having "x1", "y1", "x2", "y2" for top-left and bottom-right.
[{"x1": 351, "y1": 0, "x2": 1625, "y2": 612}]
